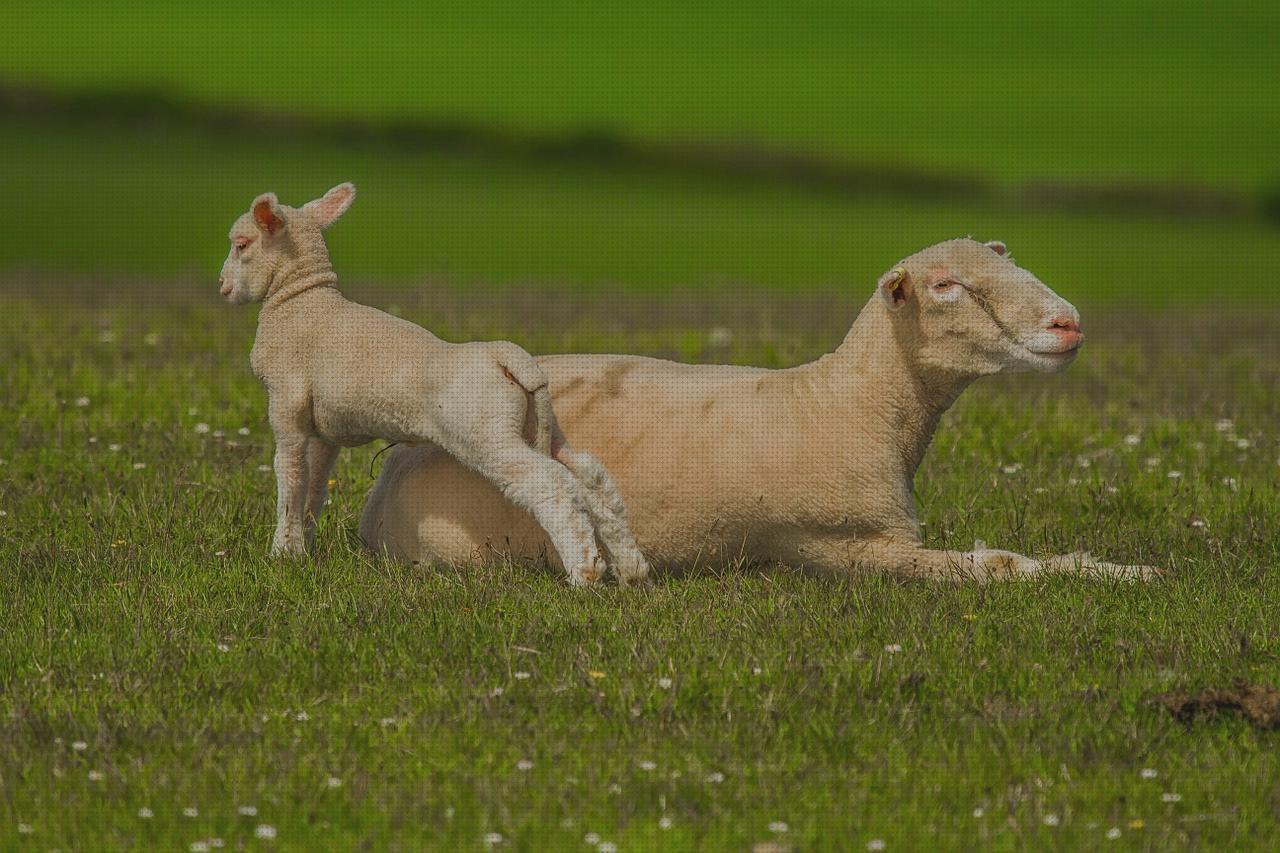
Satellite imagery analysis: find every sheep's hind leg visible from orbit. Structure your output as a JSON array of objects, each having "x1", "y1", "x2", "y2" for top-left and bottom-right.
[{"x1": 553, "y1": 441, "x2": 650, "y2": 586}]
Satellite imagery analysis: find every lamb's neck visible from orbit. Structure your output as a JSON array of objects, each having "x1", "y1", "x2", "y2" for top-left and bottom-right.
[
  {"x1": 260, "y1": 258, "x2": 341, "y2": 315},
  {"x1": 811, "y1": 299, "x2": 973, "y2": 480}
]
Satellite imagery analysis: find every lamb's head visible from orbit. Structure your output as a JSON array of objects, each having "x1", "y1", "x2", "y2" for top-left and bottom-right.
[
  {"x1": 878, "y1": 238, "x2": 1083, "y2": 376},
  {"x1": 219, "y1": 183, "x2": 356, "y2": 304}
]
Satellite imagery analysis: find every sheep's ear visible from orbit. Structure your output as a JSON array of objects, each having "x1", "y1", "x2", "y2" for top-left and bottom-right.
[
  {"x1": 303, "y1": 183, "x2": 357, "y2": 230},
  {"x1": 878, "y1": 266, "x2": 910, "y2": 311},
  {"x1": 252, "y1": 193, "x2": 286, "y2": 236},
  {"x1": 985, "y1": 240, "x2": 1008, "y2": 256}
]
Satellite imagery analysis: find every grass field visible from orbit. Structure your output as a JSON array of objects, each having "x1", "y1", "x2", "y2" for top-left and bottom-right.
[
  {"x1": 3, "y1": 0, "x2": 1278, "y2": 189},
  {"x1": 2, "y1": 273, "x2": 1279, "y2": 849},
  {"x1": 3, "y1": 118, "x2": 1280, "y2": 303}
]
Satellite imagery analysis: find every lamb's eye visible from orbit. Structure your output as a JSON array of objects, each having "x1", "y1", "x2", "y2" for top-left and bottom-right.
[{"x1": 934, "y1": 280, "x2": 956, "y2": 289}]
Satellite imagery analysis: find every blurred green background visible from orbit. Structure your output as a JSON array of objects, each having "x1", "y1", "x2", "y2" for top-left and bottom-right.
[{"x1": 1, "y1": 0, "x2": 1277, "y2": 299}]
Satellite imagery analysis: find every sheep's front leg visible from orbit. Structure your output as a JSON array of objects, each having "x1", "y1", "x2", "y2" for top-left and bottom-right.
[
  {"x1": 552, "y1": 440, "x2": 650, "y2": 586},
  {"x1": 271, "y1": 435, "x2": 311, "y2": 556},
  {"x1": 303, "y1": 439, "x2": 340, "y2": 548},
  {"x1": 794, "y1": 537, "x2": 1159, "y2": 582}
]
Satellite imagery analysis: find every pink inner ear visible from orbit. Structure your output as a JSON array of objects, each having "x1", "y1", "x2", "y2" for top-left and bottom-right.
[
  {"x1": 254, "y1": 200, "x2": 283, "y2": 235},
  {"x1": 985, "y1": 240, "x2": 1008, "y2": 256}
]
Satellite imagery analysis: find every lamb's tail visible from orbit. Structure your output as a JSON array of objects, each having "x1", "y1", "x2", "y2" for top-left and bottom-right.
[
  {"x1": 530, "y1": 384, "x2": 554, "y2": 455},
  {"x1": 497, "y1": 352, "x2": 555, "y2": 455}
]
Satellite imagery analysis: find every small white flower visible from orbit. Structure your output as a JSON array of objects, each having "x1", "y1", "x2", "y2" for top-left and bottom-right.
[
  {"x1": 708, "y1": 326, "x2": 733, "y2": 347},
  {"x1": 483, "y1": 832, "x2": 503, "y2": 846},
  {"x1": 71, "y1": 741, "x2": 88, "y2": 751},
  {"x1": 138, "y1": 807, "x2": 154, "y2": 819},
  {"x1": 1034, "y1": 487, "x2": 1047, "y2": 494},
  {"x1": 75, "y1": 396, "x2": 91, "y2": 407},
  {"x1": 254, "y1": 824, "x2": 277, "y2": 839},
  {"x1": 109, "y1": 443, "x2": 122, "y2": 452},
  {"x1": 191, "y1": 842, "x2": 211, "y2": 852},
  {"x1": 597, "y1": 844, "x2": 617, "y2": 853},
  {"x1": 212, "y1": 430, "x2": 225, "y2": 438},
  {"x1": 144, "y1": 332, "x2": 161, "y2": 346},
  {"x1": 883, "y1": 644, "x2": 902, "y2": 654},
  {"x1": 1106, "y1": 486, "x2": 1119, "y2": 494},
  {"x1": 1236, "y1": 438, "x2": 1251, "y2": 450},
  {"x1": 379, "y1": 717, "x2": 398, "y2": 727},
  {"x1": 1144, "y1": 457, "x2": 1160, "y2": 467},
  {"x1": 1161, "y1": 792, "x2": 1181, "y2": 803},
  {"x1": 238, "y1": 427, "x2": 251, "y2": 436},
  {"x1": 1140, "y1": 768, "x2": 1157, "y2": 779},
  {"x1": 659, "y1": 817, "x2": 673, "y2": 830},
  {"x1": 209, "y1": 840, "x2": 225, "y2": 849},
  {"x1": 866, "y1": 840, "x2": 886, "y2": 851},
  {"x1": 17, "y1": 823, "x2": 33, "y2": 834},
  {"x1": 752, "y1": 666, "x2": 763, "y2": 675},
  {"x1": 1223, "y1": 477, "x2": 1239, "y2": 490},
  {"x1": 657, "y1": 678, "x2": 673, "y2": 689},
  {"x1": 706, "y1": 771, "x2": 725, "y2": 784},
  {"x1": 0, "y1": 510, "x2": 7, "y2": 518},
  {"x1": 514, "y1": 671, "x2": 531, "y2": 680},
  {"x1": 88, "y1": 770, "x2": 104, "y2": 781},
  {"x1": 1068, "y1": 477, "x2": 1080, "y2": 486},
  {"x1": 1043, "y1": 814, "x2": 1060, "y2": 826},
  {"x1": 1001, "y1": 464, "x2": 1020, "y2": 475},
  {"x1": 1124, "y1": 434, "x2": 1140, "y2": 446},
  {"x1": 1190, "y1": 519, "x2": 1206, "y2": 529},
  {"x1": 194, "y1": 423, "x2": 211, "y2": 434},
  {"x1": 294, "y1": 711, "x2": 309, "y2": 722},
  {"x1": 89, "y1": 436, "x2": 98, "y2": 443},
  {"x1": 490, "y1": 687, "x2": 505, "y2": 697},
  {"x1": 1215, "y1": 419, "x2": 1234, "y2": 432},
  {"x1": 769, "y1": 821, "x2": 789, "y2": 833},
  {"x1": 237, "y1": 805, "x2": 258, "y2": 816},
  {"x1": 1167, "y1": 470, "x2": 1182, "y2": 479},
  {"x1": 516, "y1": 759, "x2": 533, "y2": 771},
  {"x1": 214, "y1": 550, "x2": 227, "y2": 557},
  {"x1": 133, "y1": 462, "x2": 146, "y2": 470},
  {"x1": 972, "y1": 807, "x2": 984, "y2": 818},
  {"x1": 326, "y1": 776, "x2": 342, "y2": 788},
  {"x1": 188, "y1": 407, "x2": 199, "y2": 417},
  {"x1": 257, "y1": 464, "x2": 272, "y2": 472},
  {"x1": 1106, "y1": 826, "x2": 1121, "y2": 839},
  {"x1": 1077, "y1": 457, "x2": 1091, "y2": 469},
  {"x1": 584, "y1": 832, "x2": 601, "y2": 845},
  {"x1": 638, "y1": 760, "x2": 656, "y2": 771},
  {"x1": 184, "y1": 807, "x2": 199, "y2": 817},
  {"x1": 99, "y1": 331, "x2": 116, "y2": 343}
]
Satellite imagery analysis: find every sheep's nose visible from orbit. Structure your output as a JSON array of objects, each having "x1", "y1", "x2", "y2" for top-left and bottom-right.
[{"x1": 1047, "y1": 315, "x2": 1082, "y2": 346}]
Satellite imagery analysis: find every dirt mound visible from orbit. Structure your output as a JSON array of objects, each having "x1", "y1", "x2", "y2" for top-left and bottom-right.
[{"x1": 1153, "y1": 681, "x2": 1280, "y2": 730}]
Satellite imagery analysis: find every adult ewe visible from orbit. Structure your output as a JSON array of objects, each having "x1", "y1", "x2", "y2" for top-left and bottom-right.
[
  {"x1": 361, "y1": 238, "x2": 1158, "y2": 581},
  {"x1": 219, "y1": 183, "x2": 647, "y2": 585}
]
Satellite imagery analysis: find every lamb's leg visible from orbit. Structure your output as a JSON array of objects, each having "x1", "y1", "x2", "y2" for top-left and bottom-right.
[
  {"x1": 552, "y1": 441, "x2": 650, "y2": 586},
  {"x1": 796, "y1": 537, "x2": 1160, "y2": 582},
  {"x1": 302, "y1": 439, "x2": 340, "y2": 548},
  {"x1": 270, "y1": 435, "x2": 310, "y2": 555},
  {"x1": 448, "y1": 438, "x2": 606, "y2": 586}
]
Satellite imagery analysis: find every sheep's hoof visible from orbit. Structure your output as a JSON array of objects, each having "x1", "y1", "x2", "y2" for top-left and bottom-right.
[{"x1": 614, "y1": 553, "x2": 652, "y2": 587}]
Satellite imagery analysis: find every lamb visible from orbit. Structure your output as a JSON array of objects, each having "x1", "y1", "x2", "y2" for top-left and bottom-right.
[
  {"x1": 219, "y1": 183, "x2": 648, "y2": 586},
  {"x1": 360, "y1": 238, "x2": 1160, "y2": 581}
]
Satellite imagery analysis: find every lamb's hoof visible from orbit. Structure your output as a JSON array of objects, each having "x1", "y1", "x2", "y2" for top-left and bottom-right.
[
  {"x1": 568, "y1": 555, "x2": 605, "y2": 586},
  {"x1": 614, "y1": 553, "x2": 652, "y2": 587}
]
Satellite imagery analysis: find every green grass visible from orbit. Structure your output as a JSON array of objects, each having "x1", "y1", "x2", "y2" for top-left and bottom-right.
[
  {"x1": 3, "y1": 1, "x2": 1277, "y2": 189},
  {"x1": 2, "y1": 275, "x2": 1279, "y2": 849},
  {"x1": 4, "y1": 119, "x2": 1280, "y2": 302}
]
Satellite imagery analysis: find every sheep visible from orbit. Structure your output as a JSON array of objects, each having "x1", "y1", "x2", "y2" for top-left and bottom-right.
[
  {"x1": 219, "y1": 183, "x2": 648, "y2": 586},
  {"x1": 359, "y1": 238, "x2": 1161, "y2": 581}
]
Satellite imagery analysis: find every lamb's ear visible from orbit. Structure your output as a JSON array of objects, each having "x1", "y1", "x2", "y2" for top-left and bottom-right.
[
  {"x1": 252, "y1": 193, "x2": 286, "y2": 236},
  {"x1": 878, "y1": 266, "x2": 910, "y2": 311},
  {"x1": 985, "y1": 240, "x2": 1008, "y2": 256},
  {"x1": 303, "y1": 183, "x2": 357, "y2": 230}
]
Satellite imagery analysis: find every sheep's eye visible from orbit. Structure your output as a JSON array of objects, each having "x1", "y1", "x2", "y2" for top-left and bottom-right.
[{"x1": 934, "y1": 279, "x2": 956, "y2": 289}]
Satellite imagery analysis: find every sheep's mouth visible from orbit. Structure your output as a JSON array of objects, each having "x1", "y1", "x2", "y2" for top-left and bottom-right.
[{"x1": 1029, "y1": 345, "x2": 1080, "y2": 357}]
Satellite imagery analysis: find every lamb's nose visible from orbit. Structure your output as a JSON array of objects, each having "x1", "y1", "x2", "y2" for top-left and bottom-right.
[{"x1": 1047, "y1": 315, "x2": 1082, "y2": 346}]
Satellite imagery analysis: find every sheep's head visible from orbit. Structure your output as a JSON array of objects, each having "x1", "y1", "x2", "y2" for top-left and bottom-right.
[
  {"x1": 878, "y1": 238, "x2": 1083, "y2": 376},
  {"x1": 219, "y1": 183, "x2": 356, "y2": 304}
]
